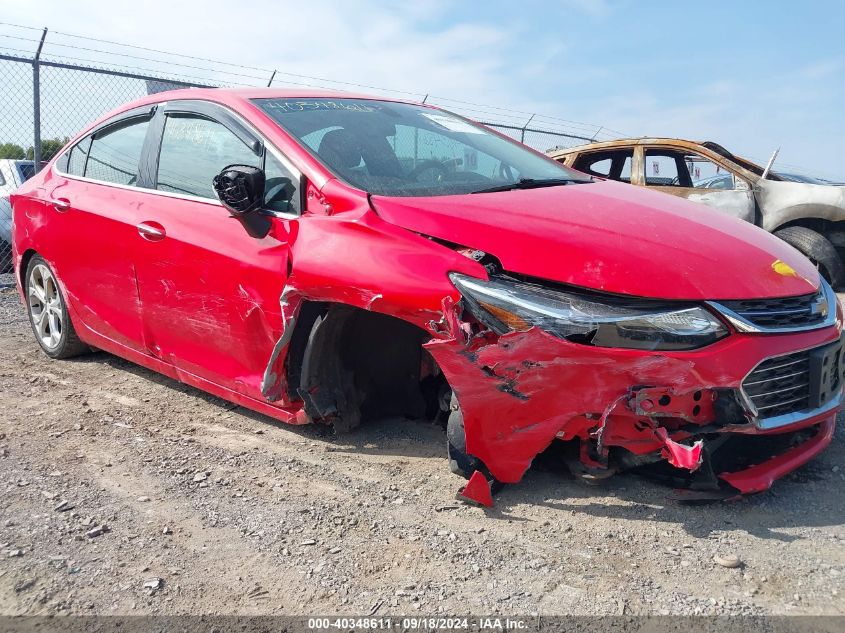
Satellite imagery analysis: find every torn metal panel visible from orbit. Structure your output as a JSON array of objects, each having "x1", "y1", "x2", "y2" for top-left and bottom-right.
[
  {"x1": 653, "y1": 426, "x2": 703, "y2": 471},
  {"x1": 260, "y1": 313, "x2": 296, "y2": 401},
  {"x1": 458, "y1": 470, "x2": 494, "y2": 508},
  {"x1": 260, "y1": 284, "x2": 301, "y2": 402},
  {"x1": 425, "y1": 325, "x2": 708, "y2": 483},
  {"x1": 429, "y1": 296, "x2": 841, "y2": 500}
]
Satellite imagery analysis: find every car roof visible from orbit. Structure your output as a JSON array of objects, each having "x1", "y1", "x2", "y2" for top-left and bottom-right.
[
  {"x1": 549, "y1": 137, "x2": 710, "y2": 156},
  {"x1": 73, "y1": 88, "x2": 428, "y2": 148},
  {"x1": 98, "y1": 87, "x2": 416, "y2": 121},
  {"x1": 548, "y1": 137, "x2": 766, "y2": 179}
]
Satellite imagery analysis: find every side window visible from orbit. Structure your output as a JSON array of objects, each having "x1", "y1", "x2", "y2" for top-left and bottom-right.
[
  {"x1": 264, "y1": 153, "x2": 301, "y2": 214},
  {"x1": 645, "y1": 149, "x2": 734, "y2": 189},
  {"x1": 157, "y1": 115, "x2": 260, "y2": 199},
  {"x1": 582, "y1": 157, "x2": 611, "y2": 176},
  {"x1": 686, "y1": 153, "x2": 733, "y2": 189},
  {"x1": 645, "y1": 150, "x2": 684, "y2": 186},
  {"x1": 573, "y1": 149, "x2": 634, "y2": 182},
  {"x1": 67, "y1": 136, "x2": 92, "y2": 176},
  {"x1": 85, "y1": 117, "x2": 150, "y2": 186}
]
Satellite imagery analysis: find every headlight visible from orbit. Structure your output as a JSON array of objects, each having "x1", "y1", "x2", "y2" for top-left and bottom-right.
[{"x1": 449, "y1": 273, "x2": 728, "y2": 351}]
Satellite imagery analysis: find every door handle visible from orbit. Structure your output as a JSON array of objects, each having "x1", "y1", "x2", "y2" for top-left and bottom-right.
[
  {"x1": 51, "y1": 197, "x2": 70, "y2": 212},
  {"x1": 137, "y1": 221, "x2": 166, "y2": 241}
]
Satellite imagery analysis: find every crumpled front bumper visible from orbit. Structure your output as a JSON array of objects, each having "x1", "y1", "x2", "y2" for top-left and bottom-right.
[
  {"x1": 717, "y1": 414, "x2": 836, "y2": 494},
  {"x1": 425, "y1": 306, "x2": 842, "y2": 502}
]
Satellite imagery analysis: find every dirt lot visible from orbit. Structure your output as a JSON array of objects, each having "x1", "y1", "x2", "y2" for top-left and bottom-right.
[{"x1": 0, "y1": 273, "x2": 844, "y2": 616}]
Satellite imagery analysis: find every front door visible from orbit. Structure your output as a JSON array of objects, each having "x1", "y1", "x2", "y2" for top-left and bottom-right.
[
  {"x1": 642, "y1": 147, "x2": 756, "y2": 223},
  {"x1": 132, "y1": 104, "x2": 302, "y2": 400}
]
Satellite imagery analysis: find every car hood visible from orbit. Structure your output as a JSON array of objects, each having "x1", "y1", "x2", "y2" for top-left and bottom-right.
[{"x1": 370, "y1": 179, "x2": 819, "y2": 300}]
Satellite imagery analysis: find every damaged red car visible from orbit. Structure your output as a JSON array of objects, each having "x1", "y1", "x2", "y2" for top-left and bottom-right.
[{"x1": 12, "y1": 89, "x2": 843, "y2": 506}]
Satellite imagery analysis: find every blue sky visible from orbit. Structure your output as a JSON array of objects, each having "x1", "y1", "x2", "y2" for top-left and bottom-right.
[{"x1": 4, "y1": 0, "x2": 844, "y2": 178}]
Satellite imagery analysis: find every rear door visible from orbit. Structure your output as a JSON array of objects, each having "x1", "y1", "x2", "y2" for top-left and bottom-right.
[
  {"x1": 132, "y1": 101, "x2": 301, "y2": 399},
  {"x1": 643, "y1": 146, "x2": 756, "y2": 223},
  {"x1": 40, "y1": 109, "x2": 156, "y2": 351}
]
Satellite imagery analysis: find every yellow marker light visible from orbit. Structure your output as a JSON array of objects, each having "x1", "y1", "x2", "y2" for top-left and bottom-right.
[{"x1": 772, "y1": 259, "x2": 798, "y2": 277}]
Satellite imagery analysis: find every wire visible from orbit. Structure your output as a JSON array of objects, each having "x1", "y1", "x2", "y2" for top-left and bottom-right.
[{"x1": 0, "y1": 20, "x2": 621, "y2": 136}]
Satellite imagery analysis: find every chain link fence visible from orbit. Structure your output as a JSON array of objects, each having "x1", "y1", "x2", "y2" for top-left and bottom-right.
[{"x1": 0, "y1": 41, "x2": 611, "y2": 272}]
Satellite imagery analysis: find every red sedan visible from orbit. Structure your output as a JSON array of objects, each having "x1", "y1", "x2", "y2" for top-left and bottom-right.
[{"x1": 11, "y1": 89, "x2": 843, "y2": 506}]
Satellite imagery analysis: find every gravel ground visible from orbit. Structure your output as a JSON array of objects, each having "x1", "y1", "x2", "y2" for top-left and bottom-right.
[{"x1": 0, "y1": 272, "x2": 843, "y2": 616}]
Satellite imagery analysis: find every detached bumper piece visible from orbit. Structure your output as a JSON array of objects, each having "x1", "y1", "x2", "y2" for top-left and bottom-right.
[{"x1": 716, "y1": 418, "x2": 835, "y2": 494}]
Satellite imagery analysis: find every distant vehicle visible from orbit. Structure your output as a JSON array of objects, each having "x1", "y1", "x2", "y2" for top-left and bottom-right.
[
  {"x1": 550, "y1": 139, "x2": 845, "y2": 287},
  {"x1": 0, "y1": 159, "x2": 36, "y2": 272}
]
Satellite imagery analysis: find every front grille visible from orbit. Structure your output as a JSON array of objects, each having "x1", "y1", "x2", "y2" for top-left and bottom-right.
[
  {"x1": 718, "y1": 291, "x2": 826, "y2": 329},
  {"x1": 742, "y1": 350, "x2": 811, "y2": 418}
]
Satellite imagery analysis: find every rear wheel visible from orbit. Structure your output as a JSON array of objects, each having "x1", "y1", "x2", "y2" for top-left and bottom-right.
[
  {"x1": 24, "y1": 255, "x2": 88, "y2": 359},
  {"x1": 774, "y1": 226, "x2": 845, "y2": 288}
]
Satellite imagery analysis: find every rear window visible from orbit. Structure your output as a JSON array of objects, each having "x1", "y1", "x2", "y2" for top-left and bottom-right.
[
  {"x1": 67, "y1": 138, "x2": 91, "y2": 177},
  {"x1": 84, "y1": 117, "x2": 150, "y2": 186}
]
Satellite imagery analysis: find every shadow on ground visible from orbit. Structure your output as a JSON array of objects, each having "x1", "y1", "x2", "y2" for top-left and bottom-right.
[{"x1": 65, "y1": 348, "x2": 845, "y2": 542}]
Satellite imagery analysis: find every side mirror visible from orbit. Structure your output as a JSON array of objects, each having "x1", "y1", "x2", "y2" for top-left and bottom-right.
[{"x1": 213, "y1": 165, "x2": 265, "y2": 215}]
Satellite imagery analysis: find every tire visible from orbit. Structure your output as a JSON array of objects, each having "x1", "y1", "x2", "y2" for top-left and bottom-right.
[
  {"x1": 446, "y1": 394, "x2": 503, "y2": 492},
  {"x1": 446, "y1": 394, "x2": 482, "y2": 478},
  {"x1": 24, "y1": 255, "x2": 89, "y2": 359},
  {"x1": 774, "y1": 226, "x2": 845, "y2": 288}
]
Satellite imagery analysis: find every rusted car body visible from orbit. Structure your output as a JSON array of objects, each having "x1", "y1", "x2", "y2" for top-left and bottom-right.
[
  {"x1": 11, "y1": 92, "x2": 844, "y2": 508},
  {"x1": 550, "y1": 139, "x2": 845, "y2": 287}
]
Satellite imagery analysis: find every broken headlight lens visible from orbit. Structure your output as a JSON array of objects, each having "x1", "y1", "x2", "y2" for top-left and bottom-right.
[{"x1": 449, "y1": 273, "x2": 728, "y2": 350}]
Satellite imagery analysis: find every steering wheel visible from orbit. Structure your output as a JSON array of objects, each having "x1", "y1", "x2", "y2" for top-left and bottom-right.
[
  {"x1": 498, "y1": 162, "x2": 515, "y2": 181},
  {"x1": 409, "y1": 159, "x2": 448, "y2": 183}
]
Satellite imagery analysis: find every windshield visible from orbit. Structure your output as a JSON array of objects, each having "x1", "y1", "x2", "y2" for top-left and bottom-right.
[
  {"x1": 775, "y1": 172, "x2": 826, "y2": 185},
  {"x1": 253, "y1": 98, "x2": 590, "y2": 197}
]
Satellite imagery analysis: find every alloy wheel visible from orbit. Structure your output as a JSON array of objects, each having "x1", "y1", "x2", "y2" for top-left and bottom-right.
[{"x1": 28, "y1": 263, "x2": 63, "y2": 351}]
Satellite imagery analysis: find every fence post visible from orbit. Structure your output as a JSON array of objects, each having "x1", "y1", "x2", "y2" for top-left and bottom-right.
[
  {"x1": 520, "y1": 114, "x2": 535, "y2": 143},
  {"x1": 267, "y1": 70, "x2": 276, "y2": 87},
  {"x1": 32, "y1": 28, "x2": 48, "y2": 171}
]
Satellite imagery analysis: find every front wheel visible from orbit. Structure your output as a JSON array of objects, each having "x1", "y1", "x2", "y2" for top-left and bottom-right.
[
  {"x1": 24, "y1": 255, "x2": 89, "y2": 359},
  {"x1": 774, "y1": 226, "x2": 845, "y2": 288},
  {"x1": 446, "y1": 394, "x2": 503, "y2": 492}
]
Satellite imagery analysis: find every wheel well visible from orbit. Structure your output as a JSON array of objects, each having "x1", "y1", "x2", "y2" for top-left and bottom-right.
[
  {"x1": 289, "y1": 302, "x2": 448, "y2": 432},
  {"x1": 18, "y1": 248, "x2": 37, "y2": 288},
  {"x1": 776, "y1": 217, "x2": 836, "y2": 234},
  {"x1": 777, "y1": 218, "x2": 845, "y2": 253}
]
